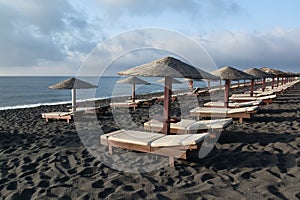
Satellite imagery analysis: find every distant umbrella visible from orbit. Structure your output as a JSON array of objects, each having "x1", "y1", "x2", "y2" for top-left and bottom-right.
[
  {"x1": 212, "y1": 66, "x2": 255, "y2": 80},
  {"x1": 260, "y1": 67, "x2": 287, "y2": 77},
  {"x1": 118, "y1": 56, "x2": 216, "y2": 134},
  {"x1": 260, "y1": 67, "x2": 288, "y2": 87},
  {"x1": 49, "y1": 77, "x2": 97, "y2": 112},
  {"x1": 117, "y1": 76, "x2": 150, "y2": 102},
  {"x1": 244, "y1": 68, "x2": 274, "y2": 95},
  {"x1": 211, "y1": 66, "x2": 257, "y2": 108}
]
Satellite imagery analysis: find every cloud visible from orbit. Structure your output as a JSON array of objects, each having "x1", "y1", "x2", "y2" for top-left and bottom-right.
[
  {"x1": 98, "y1": 0, "x2": 199, "y2": 16},
  {"x1": 78, "y1": 27, "x2": 300, "y2": 77},
  {"x1": 96, "y1": 0, "x2": 241, "y2": 19},
  {"x1": 77, "y1": 28, "x2": 217, "y2": 76},
  {"x1": 201, "y1": 28, "x2": 300, "y2": 72},
  {"x1": 1, "y1": 0, "x2": 299, "y2": 76},
  {"x1": 0, "y1": 0, "x2": 104, "y2": 68}
]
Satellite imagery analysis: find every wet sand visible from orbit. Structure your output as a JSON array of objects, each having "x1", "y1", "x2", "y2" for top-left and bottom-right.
[{"x1": 0, "y1": 82, "x2": 299, "y2": 199}]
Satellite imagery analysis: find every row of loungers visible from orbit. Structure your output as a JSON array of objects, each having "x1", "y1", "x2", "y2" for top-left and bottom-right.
[
  {"x1": 42, "y1": 80, "x2": 299, "y2": 123},
  {"x1": 229, "y1": 81, "x2": 299, "y2": 104},
  {"x1": 43, "y1": 80, "x2": 299, "y2": 167},
  {"x1": 109, "y1": 96, "x2": 177, "y2": 110},
  {"x1": 99, "y1": 80, "x2": 300, "y2": 167},
  {"x1": 40, "y1": 97, "x2": 266, "y2": 124}
]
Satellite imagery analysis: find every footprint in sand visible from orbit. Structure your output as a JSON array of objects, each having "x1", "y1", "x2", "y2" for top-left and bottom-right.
[
  {"x1": 98, "y1": 188, "x2": 115, "y2": 199},
  {"x1": 201, "y1": 173, "x2": 215, "y2": 183},
  {"x1": 91, "y1": 179, "x2": 104, "y2": 188}
]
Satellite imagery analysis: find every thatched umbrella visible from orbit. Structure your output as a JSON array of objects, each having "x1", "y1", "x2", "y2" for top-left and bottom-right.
[
  {"x1": 49, "y1": 77, "x2": 97, "y2": 112},
  {"x1": 117, "y1": 76, "x2": 150, "y2": 102},
  {"x1": 260, "y1": 67, "x2": 287, "y2": 88},
  {"x1": 118, "y1": 56, "x2": 217, "y2": 135},
  {"x1": 244, "y1": 68, "x2": 274, "y2": 96},
  {"x1": 211, "y1": 66, "x2": 256, "y2": 108}
]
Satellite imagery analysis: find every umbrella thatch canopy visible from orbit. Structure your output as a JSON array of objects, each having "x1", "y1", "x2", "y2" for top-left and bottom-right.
[
  {"x1": 117, "y1": 76, "x2": 150, "y2": 85},
  {"x1": 211, "y1": 66, "x2": 256, "y2": 80},
  {"x1": 118, "y1": 56, "x2": 216, "y2": 134},
  {"x1": 117, "y1": 76, "x2": 150, "y2": 102},
  {"x1": 244, "y1": 68, "x2": 274, "y2": 94},
  {"x1": 260, "y1": 67, "x2": 287, "y2": 77},
  {"x1": 284, "y1": 72, "x2": 296, "y2": 77},
  {"x1": 157, "y1": 78, "x2": 182, "y2": 84},
  {"x1": 49, "y1": 77, "x2": 97, "y2": 89},
  {"x1": 244, "y1": 68, "x2": 274, "y2": 78},
  {"x1": 211, "y1": 66, "x2": 257, "y2": 108},
  {"x1": 118, "y1": 56, "x2": 218, "y2": 80},
  {"x1": 49, "y1": 77, "x2": 97, "y2": 111}
]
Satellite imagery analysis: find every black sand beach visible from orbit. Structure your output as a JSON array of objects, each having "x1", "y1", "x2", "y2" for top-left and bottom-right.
[{"x1": 0, "y1": 82, "x2": 299, "y2": 199}]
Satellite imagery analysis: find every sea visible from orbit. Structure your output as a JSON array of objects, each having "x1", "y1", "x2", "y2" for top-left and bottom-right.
[{"x1": 0, "y1": 76, "x2": 208, "y2": 110}]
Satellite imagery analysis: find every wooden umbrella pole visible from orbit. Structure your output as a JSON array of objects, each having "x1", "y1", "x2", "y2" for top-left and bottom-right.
[
  {"x1": 272, "y1": 77, "x2": 275, "y2": 89},
  {"x1": 132, "y1": 84, "x2": 135, "y2": 102},
  {"x1": 72, "y1": 88, "x2": 76, "y2": 112},
  {"x1": 250, "y1": 79, "x2": 255, "y2": 97},
  {"x1": 262, "y1": 77, "x2": 266, "y2": 92},
  {"x1": 224, "y1": 79, "x2": 230, "y2": 108},
  {"x1": 162, "y1": 76, "x2": 172, "y2": 135}
]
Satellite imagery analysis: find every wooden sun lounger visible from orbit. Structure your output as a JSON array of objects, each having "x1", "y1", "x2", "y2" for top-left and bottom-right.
[
  {"x1": 42, "y1": 112, "x2": 73, "y2": 123},
  {"x1": 144, "y1": 118, "x2": 233, "y2": 134},
  {"x1": 229, "y1": 94, "x2": 276, "y2": 104},
  {"x1": 203, "y1": 100, "x2": 262, "y2": 108},
  {"x1": 100, "y1": 129, "x2": 209, "y2": 167},
  {"x1": 109, "y1": 102, "x2": 138, "y2": 110},
  {"x1": 110, "y1": 99, "x2": 154, "y2": 110},
  {"x1": 75, "y1": 105, "x2": 110, "y2": 114},
  {"x1": 190, "y1": 106, "x2": 259, "y2": 123}
]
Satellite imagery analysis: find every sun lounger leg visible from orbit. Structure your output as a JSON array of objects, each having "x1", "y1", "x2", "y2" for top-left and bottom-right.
[
  {"x1": 239, "y1": 117, "x2": 243, "y2": 123},
  {"x1": 169, "y1": 157, "x2": 175, "y2": 167},
  {"x1": 108, "y1": 145, "x2": 113, "y2": 154}
]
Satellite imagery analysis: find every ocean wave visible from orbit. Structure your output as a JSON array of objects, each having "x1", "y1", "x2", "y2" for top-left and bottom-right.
[{"x1": 0, "y1": 101, "x2": 71, "y2": 111}]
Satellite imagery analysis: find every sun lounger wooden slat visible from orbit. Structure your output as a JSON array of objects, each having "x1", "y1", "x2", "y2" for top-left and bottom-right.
[
  {"x1": 190, "y1": 106, "x2": 259, "y2": 123},
  {"x1": 144, "y1": 118, "x2": 233, "y2": 134}
]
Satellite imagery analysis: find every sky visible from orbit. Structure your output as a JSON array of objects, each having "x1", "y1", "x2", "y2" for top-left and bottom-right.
[{"x1": 1, "y1": 0, "x2": 300, "y2": 76}]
